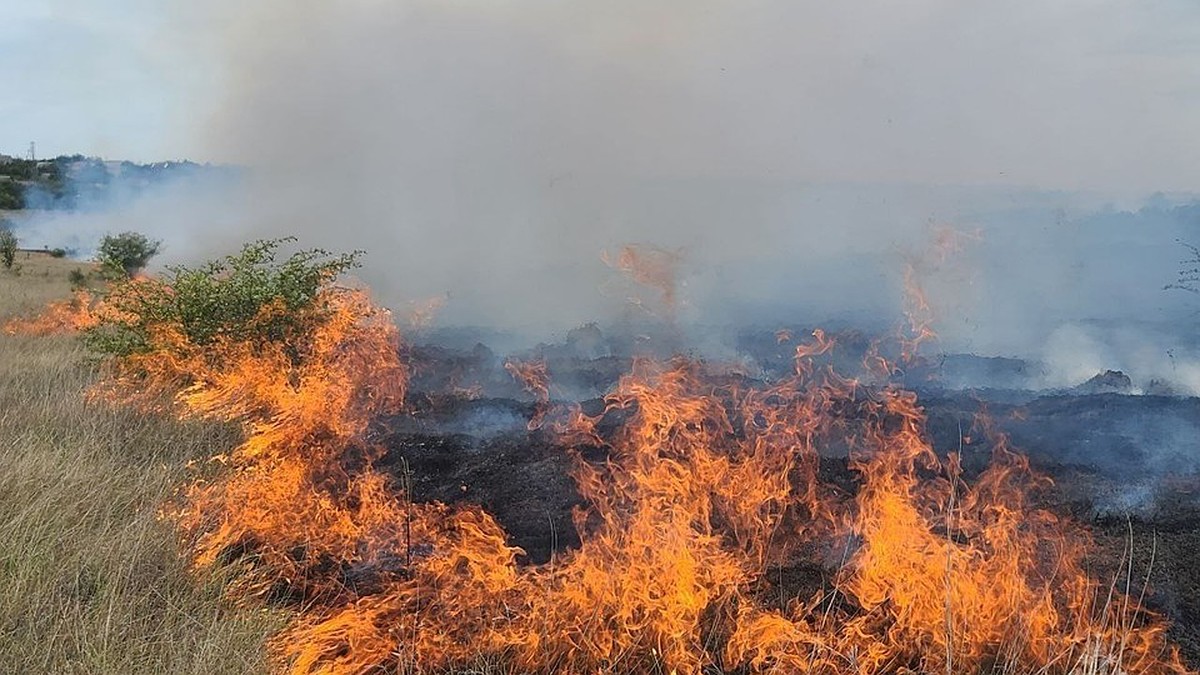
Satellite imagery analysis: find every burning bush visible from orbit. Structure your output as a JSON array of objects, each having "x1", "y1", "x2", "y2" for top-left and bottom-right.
[
  {"x1": 76, "y1": 238, "x2": 408, "y2": 602},
  {"x1": 84, "y1": 238, "x2": 361, "y2": 359}
]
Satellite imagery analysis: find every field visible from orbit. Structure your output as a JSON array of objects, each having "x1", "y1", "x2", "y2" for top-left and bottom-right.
[{"x1": 0, "y1": 256, "x2": 280, "y2": 673}]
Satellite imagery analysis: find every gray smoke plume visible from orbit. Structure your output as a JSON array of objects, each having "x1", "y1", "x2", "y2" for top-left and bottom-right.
[
  {"x1": 16, "y1": 2, "x2": 1200, "y2": 358},
  {"x1": 181, "y1": 2, "x2": 1200, "y2": 343}
]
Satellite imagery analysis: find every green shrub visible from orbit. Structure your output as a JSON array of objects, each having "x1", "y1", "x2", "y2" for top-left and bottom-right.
[
  {"x1": 85, "y1": 238, "x2": 361, "y2": 359},
  {"x1": 0, "y1": 180, "x2": 22, "y2": 209},
  {"x1": 68, "y1": 268, "x2": 88, "y2": 288},
  {"x1": 0, "y1": 225, "x2": 16, "y2": 270},
  {"x1": 97, "y1": 231, "x2": 161, "y2": 278},
  {"x1": 49, "y1": 247, "x2": 68, "y2": 258}
]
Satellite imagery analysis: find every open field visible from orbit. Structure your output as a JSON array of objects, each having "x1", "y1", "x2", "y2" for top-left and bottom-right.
[{"x1": 0, "y1": 258, "x2": 280, "y2": 674}]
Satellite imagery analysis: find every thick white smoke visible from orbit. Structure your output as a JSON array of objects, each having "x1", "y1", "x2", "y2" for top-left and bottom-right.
[{"x1": 13, "y1": 1, "x2": 1200, "y2": 361}]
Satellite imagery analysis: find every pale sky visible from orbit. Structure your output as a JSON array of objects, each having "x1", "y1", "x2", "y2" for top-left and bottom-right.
[{"x1": 2, "y1": 0, "x2": 1199, "y2": 191}]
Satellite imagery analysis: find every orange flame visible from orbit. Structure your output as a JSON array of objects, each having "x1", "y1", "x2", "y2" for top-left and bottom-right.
[
  {"x1": 272, "y1": 329, "x2": 1191, "y2": 675},
  {"x1": 603, "y1": 243, "x2": 684, "y2": 317},
  {"x1": 21, "y1": 257, "x2": 1190, "y2": 675},
  {"x1": 505, "y1": 357, "x2": 552, "y2": 429},
  {"x1": 89, "y1": 287, "x2": 410, "y2": 604},
  {"x1": 406, "y1": 294, "x2": 447, "y2": 330},
  {"x1": 3, "y1": 289, "x2": 99, "y2": 335},
  {"x1": 504, "y1": 358, "x2": 550, "y2": 403}
]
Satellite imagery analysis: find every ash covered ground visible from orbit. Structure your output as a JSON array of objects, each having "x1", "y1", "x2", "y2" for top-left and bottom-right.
[{"x1": 380, "y1": 324, "x2": 1200, "y2": 665}]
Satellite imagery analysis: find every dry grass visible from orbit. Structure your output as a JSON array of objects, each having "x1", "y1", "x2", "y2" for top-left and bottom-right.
[
  {"x1": 0, "y1": 259, "x2": 282, "y2": 674},
  {"x1": 0, "y1": 252, "x2": 96, "y2": 316}
]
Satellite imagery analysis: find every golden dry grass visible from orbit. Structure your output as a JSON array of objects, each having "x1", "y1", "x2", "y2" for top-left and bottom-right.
[{"x1": 0, "y1": 259, "x2": 281, "y2": 674}]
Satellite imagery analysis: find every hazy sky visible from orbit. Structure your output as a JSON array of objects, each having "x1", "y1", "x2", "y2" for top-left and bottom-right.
[
  {"x1": 2, "y1": 1, "x2": 1199, "y2": 192},
  {"x1": 0, "y1": 1, "x2": 218, "y2": 162}
]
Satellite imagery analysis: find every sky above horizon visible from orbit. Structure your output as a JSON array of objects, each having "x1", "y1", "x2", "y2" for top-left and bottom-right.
[{"x1": 2, "y1": 1, "x2": 1199, "y2": 192}]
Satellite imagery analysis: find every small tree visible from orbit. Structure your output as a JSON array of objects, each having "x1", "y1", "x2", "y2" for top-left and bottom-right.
[
  {"x1": 0, "y1": 224, "x2": 17, "y2": 270},
  {"x1": 68, "y1": 268, "x2": 88, "y2": 289},
  {"x1": 97, "y1": 231, "x2": 160, "y2": 278}
]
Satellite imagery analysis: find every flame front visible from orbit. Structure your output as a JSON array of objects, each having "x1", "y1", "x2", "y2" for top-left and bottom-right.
[
  {"x1": 18, "y1": 270, "x2": 1193, "y2": 675},
  {"x1": 3, "y1": 289, "x2": 99, "y2": 335}
]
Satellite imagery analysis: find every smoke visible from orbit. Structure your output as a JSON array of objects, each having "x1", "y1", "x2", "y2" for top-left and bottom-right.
[
  {"x1": 1038, "y1": 322, "x2": 1200, "y2": 395},
  {"x1": 15, "y1": 1, "x2": 1200, "y2": 356},
  {"x1": 179, "y1": 1, "x2": 1200, "y2": 345},
  {"x1": 4, "y1": 164, "x2": 242, "y2": 259}
]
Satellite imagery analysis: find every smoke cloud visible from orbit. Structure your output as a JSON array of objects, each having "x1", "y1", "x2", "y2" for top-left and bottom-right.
[
  {"x1": 7, "y1": 164, "x2": 240, "y2": 258},
  {"x1": 15, "y1": 1, "x2": 1200, "y2": 360}
]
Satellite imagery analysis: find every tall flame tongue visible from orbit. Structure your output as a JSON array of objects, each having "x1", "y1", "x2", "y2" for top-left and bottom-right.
[
  {"x1": 22, "y1": 259, "x2": 1191, "y2": 674},
  {"x1": 279, "y1": 354, "x2": 833, "y2": 674}
]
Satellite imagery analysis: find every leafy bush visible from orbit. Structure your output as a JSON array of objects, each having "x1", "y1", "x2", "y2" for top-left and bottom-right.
[
  {"x1": 97, "y1": 231, "x2": 161, "y2": 278},
  {"x1": 85, "y1": 238, "x2": 361, "y2": 359},
  {"x1": 49, "y1": 247, "x2": 68, "y2": 258},
  {"x1": 0, "y1": 180, "x2": 22, "y2": 209},
  {"x1": 68, "y1": 268, "x2": 88, "y2": 288},
  {"x1": 0, "y1": 225, "x2": 16, "y2": 270}
]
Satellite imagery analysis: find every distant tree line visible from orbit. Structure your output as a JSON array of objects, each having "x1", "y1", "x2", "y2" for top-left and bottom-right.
[
  {"x1": 0, "y1": 155, "x2": 221, "y2": 211},
  {"x1": 0, "y1": 157, "x2": 66, "y2": 207}
]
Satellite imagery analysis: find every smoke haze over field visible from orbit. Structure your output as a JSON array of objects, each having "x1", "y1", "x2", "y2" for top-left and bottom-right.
[
  {"x1": 190, "y1": 1, "x2": 1200, "y2": 335},
  {"x1": 11, "y1": 1, "x2": 1200, "y2": 188},
  {"x1": 6, "y1": 1, "x2": 1200, "y2": 367}
]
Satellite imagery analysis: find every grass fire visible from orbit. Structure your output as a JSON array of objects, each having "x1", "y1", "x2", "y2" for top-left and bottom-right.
[
  {"x1": 3, "y1": 238, "x2": 1196, "y2": 675},
  {"x1": 7, "y1": 6, "x2": 1200, "y2": 673}
]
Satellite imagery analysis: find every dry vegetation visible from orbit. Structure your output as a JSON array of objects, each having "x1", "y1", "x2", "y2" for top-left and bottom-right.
[{"x1": 0, "y1": 255, "x2": 280, "y2": 673}]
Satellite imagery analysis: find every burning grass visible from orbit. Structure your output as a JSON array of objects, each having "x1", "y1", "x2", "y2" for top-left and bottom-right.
[{"x1": 7, "y1": 243, "x2": 1197, "y2": 675}]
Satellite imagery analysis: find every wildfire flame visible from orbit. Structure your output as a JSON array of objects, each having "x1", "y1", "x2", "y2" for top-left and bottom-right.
[
  {"x1": 275, "y1": 333, "x2": 1189, "y2": 675},
  {"x1": 91, "y1": 287, "x2": 410, "y2": 604},
  {"x1": 406, "y1": 294, "x2": 447, "y2": 330},
  {"x1": 505, "y1": 357, "x2": 552, "y2": 430},
  {"x1": 603, "y1": 243, "x2": 684, "y2": 319},
  {"x1": 3, "y1": 289, "x2": 99, "y2": 335},
  {"x1": 16, "y1": 252, "x2": 1194, "y2": 675}
]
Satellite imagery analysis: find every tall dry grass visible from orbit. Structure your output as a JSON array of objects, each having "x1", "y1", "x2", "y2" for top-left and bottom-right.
[{"x1": 0, "y1": 256, "x2": 281, "y2": 674}]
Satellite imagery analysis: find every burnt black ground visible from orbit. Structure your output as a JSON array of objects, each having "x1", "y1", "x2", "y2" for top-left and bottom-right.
[
  {"x1": 380, "y1": 395, "x2": 585, "y2": 562},
  {"x1": 378, "y1": 384, "x2": 1200, "y2": 667}
]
